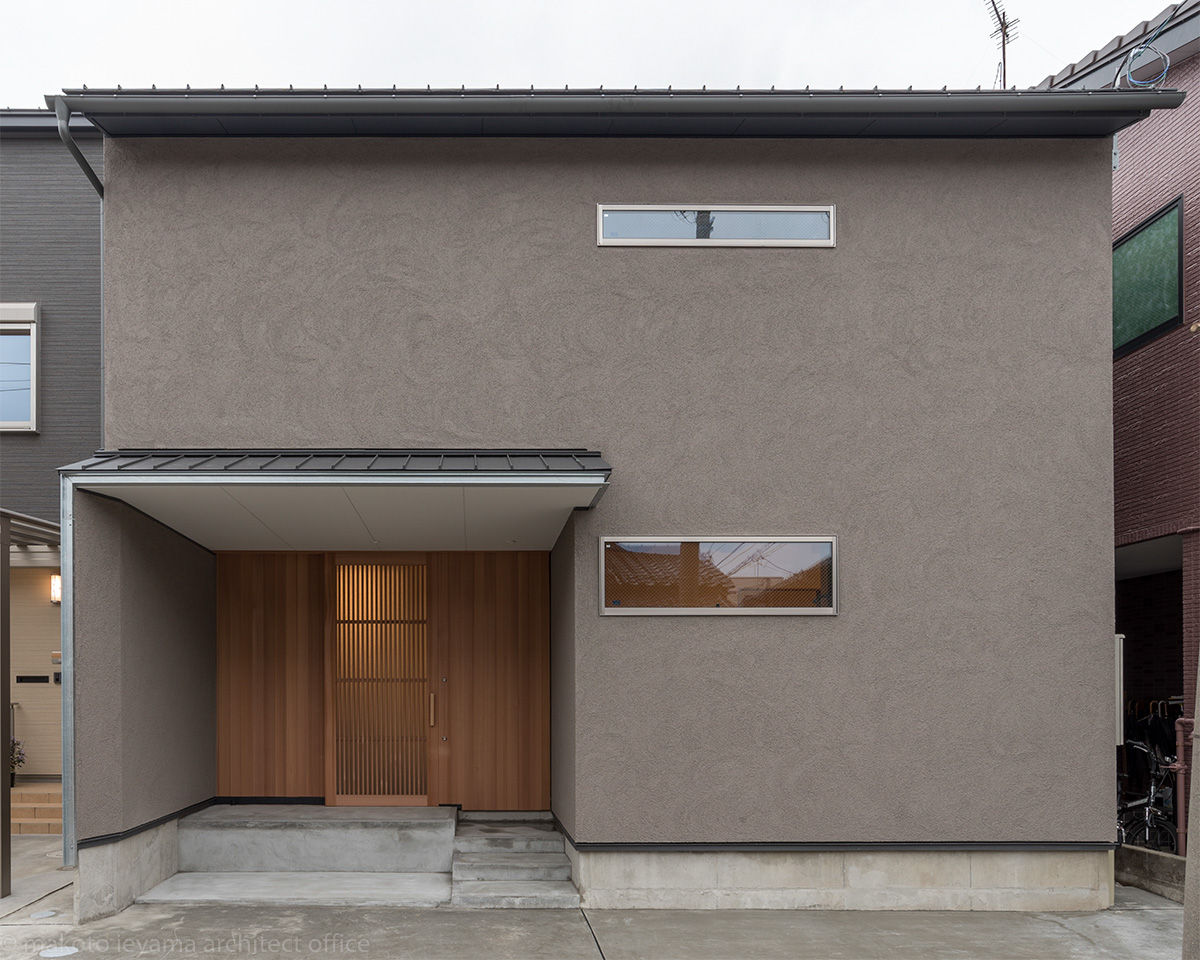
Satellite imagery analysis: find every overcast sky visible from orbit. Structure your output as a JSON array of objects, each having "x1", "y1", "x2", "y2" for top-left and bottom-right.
[{"x1": 1, "y1": 0, "x2": 1148, "y2": 108}]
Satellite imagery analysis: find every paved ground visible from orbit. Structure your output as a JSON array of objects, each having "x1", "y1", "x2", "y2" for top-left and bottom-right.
[
  {"x1": 0, "y1": 887, "x2": 1180, "y2": 959},
  {"x1": 0, "y1": 838, "x2": 1184, "y2": 959}
]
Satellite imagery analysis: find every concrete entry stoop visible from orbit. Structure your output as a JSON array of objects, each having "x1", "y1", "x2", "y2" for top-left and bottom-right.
[
  {"x1": 177, "y1": 805, "x2": 456, "y2": 872},
  {"x1": 136, "y1": 805, "x2": 580, "y2": 909},
  {"x1": 451, "y1": 821, "x2": 580, "y2": 908}
]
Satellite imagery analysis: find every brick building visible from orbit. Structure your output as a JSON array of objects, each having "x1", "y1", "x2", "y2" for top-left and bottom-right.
[{"x1": 1045, "y1": 1, "x2": 1200, "y2": 807}]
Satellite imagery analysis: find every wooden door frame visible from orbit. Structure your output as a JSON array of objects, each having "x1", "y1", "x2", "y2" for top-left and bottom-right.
[{"x1": 323, "y1": 552, "x2": 430, "y2": 806}]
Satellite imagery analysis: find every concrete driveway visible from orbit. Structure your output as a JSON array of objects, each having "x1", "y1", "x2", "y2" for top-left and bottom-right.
[{"x1": 0, "y1": 884, "x2": 1182, "y2": 960}]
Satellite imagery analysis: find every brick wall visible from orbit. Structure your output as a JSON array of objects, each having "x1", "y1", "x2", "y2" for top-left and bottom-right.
[
  {"x1": 1185, "y1": 531, "x2": 1200, "y2": 720},
  {"x1": 1110, "y1": 50, "x2": 1200, "y2": 732},
  {"x1": 1111, "y1": 49, "x2": 1200, "y2": 547}
]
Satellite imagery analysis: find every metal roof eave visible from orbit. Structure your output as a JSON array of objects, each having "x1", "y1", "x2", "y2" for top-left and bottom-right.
[{"x1": 45, "y1": 88, "x2": 1185, "y2": 138}]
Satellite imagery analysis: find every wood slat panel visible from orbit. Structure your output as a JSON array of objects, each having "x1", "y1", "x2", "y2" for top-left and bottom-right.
[
  {"x1": 216, "y1": 553, "x2": 325, "y2": 796},
  {"x1": 333, "y1": 558, "x2": 428, "y2": 802},
  {"x1": 429, "y1": 552, "x2": 550, "y2": 810}
]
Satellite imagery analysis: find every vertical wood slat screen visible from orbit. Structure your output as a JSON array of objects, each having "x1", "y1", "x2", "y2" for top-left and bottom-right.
[{"x1": 335, "y1": 561, "x2": 428, "y2": 800}]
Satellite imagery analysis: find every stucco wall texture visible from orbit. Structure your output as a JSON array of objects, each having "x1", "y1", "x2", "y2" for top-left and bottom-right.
[
  {"x1": 101, "y1": 137, "x2": 1115, "y2": 843},
  {"x1": 73, "y1": 492, "x2": 216, "y2": 840}
]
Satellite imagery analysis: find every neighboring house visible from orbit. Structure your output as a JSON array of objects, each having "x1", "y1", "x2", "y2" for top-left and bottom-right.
[
  {"x1": 0, "y1": 110, "x2": 102, "y2": 798},
  {"x1": 1043, "y1": 1, "x2": 1200, "y2": 828},
  {"x1": 46, "y1": 86, "x2": 1181, "y2": 920}
]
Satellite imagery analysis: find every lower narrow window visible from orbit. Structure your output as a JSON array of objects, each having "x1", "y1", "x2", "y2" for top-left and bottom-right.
[{"x1": 600, "y1": 537, "x2": 836, "y2": 615}]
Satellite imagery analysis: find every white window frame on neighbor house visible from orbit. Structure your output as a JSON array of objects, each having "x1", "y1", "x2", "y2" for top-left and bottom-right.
[
  {"x1": 595, "y1": 204, "x2": 836, "y2": 247},
  {"x1": 599, "y1": 535, "x2": 838, "y2": 616},
  {"x1": 1, "y1": 302, "x2": 39, "y2": 432}
]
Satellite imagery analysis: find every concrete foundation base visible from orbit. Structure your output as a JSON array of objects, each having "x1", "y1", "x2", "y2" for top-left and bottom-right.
[
  {"x1": 565, "y1": 844, "x2": 1115, "y2": 911},
  {"x1": 1115, "y1": 844, "x2": 1185, "y2": 903},
  {"x1": 75, "y1": 819, "x2": 178, "y2": 922}
]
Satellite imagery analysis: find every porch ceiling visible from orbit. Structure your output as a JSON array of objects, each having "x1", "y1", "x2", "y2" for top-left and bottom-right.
[{"x1": 63, "y1": 449, "x2": 609, "y2": 552}]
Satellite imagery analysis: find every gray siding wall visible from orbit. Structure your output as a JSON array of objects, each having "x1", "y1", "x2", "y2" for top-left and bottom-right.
[
  {"x1": 73, "y1": 492, "x2": 216, "y2": 839},
  {"x1": 100, "y1": 137, "x2": 1115, "y2": 844},
  {"x1": 0, "y1": 136, "x2": 102, "y2": 521}
]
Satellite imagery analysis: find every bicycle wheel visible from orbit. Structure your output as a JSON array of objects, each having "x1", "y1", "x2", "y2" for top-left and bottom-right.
[{"x1": 1125, "y1": 818, "x2": 1178, "y2": 854}]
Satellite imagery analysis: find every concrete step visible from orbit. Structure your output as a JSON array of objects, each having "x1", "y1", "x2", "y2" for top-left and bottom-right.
[
  {"x1": 11, "y1": 818, "x2": 62, "y2": 835},
  {"x1": 11, "y1": 791, "x2": 62, "y2": 805},
  {"x1": 452, "y1": 852, "x2": 571, "y2": 882},
  {"x1": 179, "y1": 805, "x2": 457, "y2": 872},
  {"x1": 458, "y1": 810, "x2": 553, "y2": 823},
  {"x1": 453, "y1": 823, "x2": 565, "y2": 854},
  {"x1": 138, "y1": 871, "x2": 451, "y2": 907},
  {"x1": 11, "y1": 802, "x2": 62, "y2": 819},
  {"x1": 451, "y1": 879, "x2": 580, "y2": 908}
]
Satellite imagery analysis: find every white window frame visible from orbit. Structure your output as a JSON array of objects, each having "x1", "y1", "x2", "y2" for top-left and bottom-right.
[
  {"x1": 0, "y1": 302, "x2": 39, "y2": 432},
  {"x1": 596, "y1": 204, "x2": 836, "y2": 248},
  {"x1": 599, "y1": 535, "x2": 838, "y2": 616}
]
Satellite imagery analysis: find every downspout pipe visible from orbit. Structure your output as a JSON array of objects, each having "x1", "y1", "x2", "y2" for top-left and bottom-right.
[{"x1": 53, "y1": 97, "x2": 103, "y2": 199}]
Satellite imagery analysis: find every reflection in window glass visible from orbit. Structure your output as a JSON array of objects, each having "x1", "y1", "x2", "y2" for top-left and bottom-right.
[
  {"x1": 1113, "y1": 202, "x2": 1181, "y2": 351},
  {"x1": 599, "y1": 206, "x2": 833, "y2": 246},
  {"x1": 0, "y1": 327, "x2": 32, "y2": 425},
  {"x1": 602, "y1": 539, "x2": 835, "y2": 614}
]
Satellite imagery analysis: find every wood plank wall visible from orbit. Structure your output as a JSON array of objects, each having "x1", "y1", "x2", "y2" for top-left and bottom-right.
[
  {"x1": 429, "y1": 552, "x2": 551, "y2": 810},
  {"x1": 217, "y1": 553, "x2": 326, "y2": 796}
]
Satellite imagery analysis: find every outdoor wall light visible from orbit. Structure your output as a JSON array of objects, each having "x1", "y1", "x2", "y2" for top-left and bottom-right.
[{"x1": 49, "y1": 574, "x2": 62, "y2": 605}]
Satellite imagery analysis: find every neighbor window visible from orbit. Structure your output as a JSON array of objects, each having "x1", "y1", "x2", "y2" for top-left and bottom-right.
[
  {"x1": 600, "y1": 537, "x2": 837, "y2": 615},
  {"x1": 597, "y1": 205, "x2": 835, "y2": 247},
  {"x1": 1113, "y1": 200, "x2": 1182, "y2": 353},
  {"x1": 0, "y1": 303, "x2": 38, "y2": 431}
]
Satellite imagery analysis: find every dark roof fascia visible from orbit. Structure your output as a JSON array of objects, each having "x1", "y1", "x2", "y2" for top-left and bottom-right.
[
  {"x1": 0, "y1": 108, "x2": 98, "y2": 138},
  {"x1": 46, "y1": 88, "x2": 1185, "y2": 139},
  {"x1": 1041, "y1": 0, "x2": 1200, "y2": 90},
  {"x1": 61, "y1": 448, "x2": 612, "y2": 476}
]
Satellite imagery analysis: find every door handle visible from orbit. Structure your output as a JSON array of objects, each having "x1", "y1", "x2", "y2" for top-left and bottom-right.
[{"x1": 430, "y1": 692, "x2": 436, "y2": 728}]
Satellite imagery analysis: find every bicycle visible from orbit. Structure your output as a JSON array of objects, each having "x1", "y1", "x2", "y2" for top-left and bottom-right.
[{"x1": 1119, "y1": 740, "x2": 1178, "y2": 854}]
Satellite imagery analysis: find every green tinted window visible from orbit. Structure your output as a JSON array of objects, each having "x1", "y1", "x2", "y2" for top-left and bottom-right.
[{"x1": 1113, "y1": 204, "x2": 1181, "y2": 350}]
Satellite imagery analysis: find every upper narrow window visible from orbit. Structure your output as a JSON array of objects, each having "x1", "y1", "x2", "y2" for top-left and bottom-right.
[
  {"x1": 1113, "y1": 199, "x2": 1182, "y2": 354},
  {"x1": 0, "y1": 303, "x2": 38, "y2": 432},
  {"x1": 600, "y1": 537, "x2": 837, "y2": 615},
  {"x1": 597, "y1": 205, "x2": 835, "y2": 247}
]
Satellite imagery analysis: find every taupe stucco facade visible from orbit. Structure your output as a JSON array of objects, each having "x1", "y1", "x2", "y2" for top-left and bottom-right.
[
  {"x1": 95, "y1": 136, "x2": 1116, "y2": 845},
  {"x1": 73, "y1": 493, "x2": 216, "y2": 840}
]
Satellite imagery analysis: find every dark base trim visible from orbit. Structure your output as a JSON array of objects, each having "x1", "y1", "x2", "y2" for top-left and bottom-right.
[
  {"x1": 77, "y1": 797, "x2": 216, "y2": 850},
  {"x1": 556, "y1": 823, "x2": 1115, "y2": 853},
  {"x1": 77, "y1": 796, "x2": 331, "y2": 849}
]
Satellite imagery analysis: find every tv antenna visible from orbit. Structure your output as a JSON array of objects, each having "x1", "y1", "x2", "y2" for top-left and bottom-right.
[{"x1": 986, "y1": 0, "x2": 1019, "y2": 88}]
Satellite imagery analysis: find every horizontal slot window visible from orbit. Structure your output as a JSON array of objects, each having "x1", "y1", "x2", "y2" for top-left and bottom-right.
[
  {"x1": 600, "y1": 537, "x2": 836, "y2": 615},
  {"x1": 597, "y1": 205, "x2": 834, "y2": 247}
]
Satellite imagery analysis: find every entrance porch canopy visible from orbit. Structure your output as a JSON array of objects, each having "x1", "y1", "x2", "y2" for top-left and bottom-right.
[{"x1": 60, "y1": 449, "x2": 610, "y2": 551}]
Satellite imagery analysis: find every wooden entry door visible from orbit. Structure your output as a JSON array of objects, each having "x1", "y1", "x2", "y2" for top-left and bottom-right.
[
  {"x1": 326, "y1": 554, "x2": 430, "y2": 805},
  {"x1": 428, "y1": 552, "x2": 550, "y2": 810}
]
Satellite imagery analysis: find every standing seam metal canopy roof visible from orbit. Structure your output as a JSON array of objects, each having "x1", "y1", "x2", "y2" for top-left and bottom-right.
[
  {"x1": 62, "y1": 449, "x2": 611, "y2": 475},
  {"x1": 61, "y1": 450, "x2": 612, "y2": 551},
  {"x1": 48, "y1": 87, "x2": 1184, "y2": 138}
]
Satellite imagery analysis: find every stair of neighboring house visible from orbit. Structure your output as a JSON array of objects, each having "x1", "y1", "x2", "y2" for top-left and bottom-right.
[
  {"x1": 451, "y1": 821, "x2": 580, "y2": 908},
  {"x1": 10, "y1": 784, "x2": 63, "y2": 834}
]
